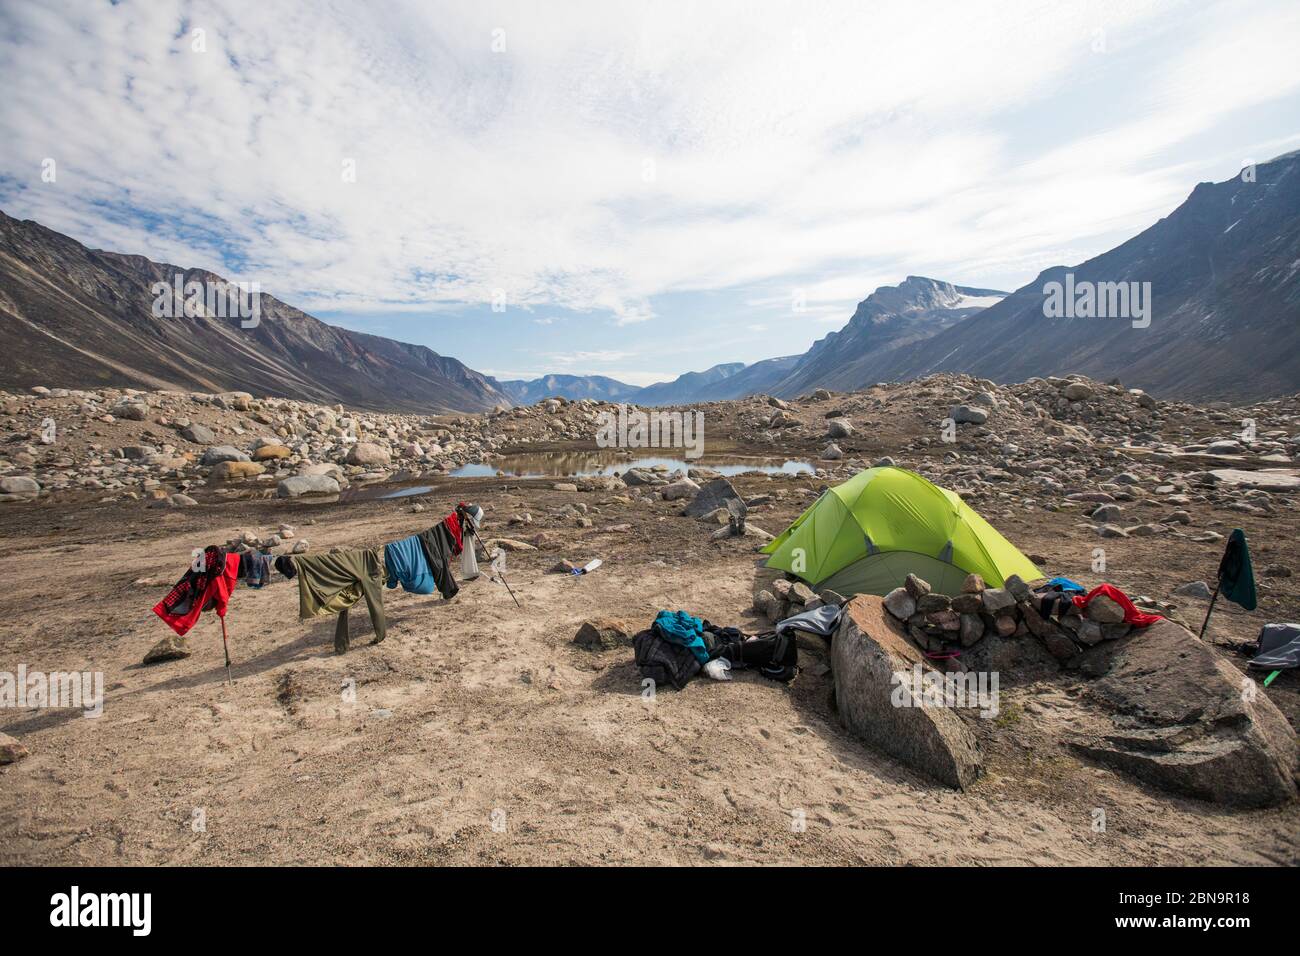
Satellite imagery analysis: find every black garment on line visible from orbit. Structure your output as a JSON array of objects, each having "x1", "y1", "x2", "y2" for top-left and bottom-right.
[{"x1": 416, "y1": 523, "x2": 460, "y2": 599}]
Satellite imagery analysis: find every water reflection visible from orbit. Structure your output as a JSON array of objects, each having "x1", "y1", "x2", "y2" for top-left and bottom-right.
[{"x1": 449, "y1": 452, "x2": 813, "y2": 479}]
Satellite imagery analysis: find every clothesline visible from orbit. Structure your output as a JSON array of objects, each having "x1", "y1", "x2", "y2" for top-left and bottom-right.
[{"x1": 151, "y1": 502, "x2": 485, "y2": 657}]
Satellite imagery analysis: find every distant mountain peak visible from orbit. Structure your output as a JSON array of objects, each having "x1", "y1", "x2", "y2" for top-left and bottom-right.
[
  {"x1": 500, "y1": 373, "x2": 641, "y2": 404},
  {"x1": 856, "y1": 276, "x2": 1008, "y2": 319},
  {"x1": 758, "y1": 275, "x2": 1006, "y2": 397}
]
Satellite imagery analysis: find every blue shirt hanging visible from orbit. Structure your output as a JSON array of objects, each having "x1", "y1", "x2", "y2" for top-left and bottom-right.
[{"x1": 384, "y1": 534, "x2": 437, "y2": 595}]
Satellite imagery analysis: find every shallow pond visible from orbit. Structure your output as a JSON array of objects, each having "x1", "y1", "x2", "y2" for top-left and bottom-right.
[
  {"x1": 449, "y1": 452, "x2": 814, "y2": 479},
  {"x1": 344, "y1": 452, "x2": 814, "y2": 501}
]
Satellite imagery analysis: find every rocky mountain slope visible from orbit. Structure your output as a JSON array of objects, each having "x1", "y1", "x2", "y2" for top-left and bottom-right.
[
  {"x1": 593, "y1": 277, "x2": 1000, "y2": 409},
  {"x1": 0, "y1": 211, "x2": 510, "y2": 413},
  {"x1": 507, "y1": 356, "x2": 805, "y2": 407},
  {"x1": 632, "y1": 362, "x2": 749, "y2": 406},
  {"x1": 770, "y1": 276, "x2": 1006, "y2": 398},
  {"x1": 811, "y1": 151, "x2": 1300, "y2": 400},
  {"x1": 499, "y1": 373, "x2": 641, "y2": 404},
  {"x1": 507, "y1": 277, "x2": 999, "y2": 410},
  {"x1": 624, "y1": 151, "x2": 1300, "y2": 406},
  {"x1": 684, "y1": 354, "x2": 803, "y2": 402}
]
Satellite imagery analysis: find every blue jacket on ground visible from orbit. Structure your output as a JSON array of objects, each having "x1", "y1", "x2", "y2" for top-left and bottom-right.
[
  {"x1": 652, "y1": 610, "x2": 710, "y2": 664},
  {"x1": 384, "y1": 534, "x2": 436, "y2": 595},
  {"x1": 1045, "y1": 576, "x2": 1086, "y2": 594}
]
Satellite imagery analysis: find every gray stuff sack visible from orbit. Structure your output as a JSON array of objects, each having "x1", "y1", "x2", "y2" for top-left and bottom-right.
[
  {"x1": 774, "y1": 603, "x2": 843, "y2": 638},
  {"x1": 1250, "y1": 622, "x2": 1300, "y2": 670}
]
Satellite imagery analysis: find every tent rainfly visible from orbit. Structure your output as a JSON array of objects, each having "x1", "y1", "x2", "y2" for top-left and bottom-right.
[{"x1": 761, "y1": 466, "x2": 1042, "y2": 596}]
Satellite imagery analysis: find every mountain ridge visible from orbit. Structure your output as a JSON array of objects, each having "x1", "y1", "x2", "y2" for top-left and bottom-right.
[
  {"x1": 499, "y1": 373, "x2": 642, "y2": 404},
  {"x1": 768, "y1": 276, "x2": 1007, "y2": 398},
  {"x1": 4, "y1": 151, "x2": 1296, "y2": 409},
  {"x1": 833, "y1": 151, "x2": 1300, "y2": 400},
  {"x1": 0, "y1": 210, "x2": 510, "y2": 413}
]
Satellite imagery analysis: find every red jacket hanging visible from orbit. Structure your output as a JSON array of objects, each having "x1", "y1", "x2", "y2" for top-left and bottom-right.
[
  {"x1": 1072, "y1": 583, "x2": 1163, "y2": 627},
  {"x1": 153, "y1": 548, "x2": 241, "y2": 636},
  {"x1": 443, "y1": 510, "x2": 464, "y2": 555}
]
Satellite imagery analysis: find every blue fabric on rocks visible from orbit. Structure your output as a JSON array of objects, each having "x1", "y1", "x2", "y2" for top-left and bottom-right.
[{"x1": 1044, "y1": 576, "x2": 1086, "y2": 594}]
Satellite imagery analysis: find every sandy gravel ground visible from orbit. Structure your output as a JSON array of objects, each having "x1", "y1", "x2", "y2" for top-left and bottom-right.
[{"x1": 1, "y1": 472, "x2": 1297, "y2": 866}]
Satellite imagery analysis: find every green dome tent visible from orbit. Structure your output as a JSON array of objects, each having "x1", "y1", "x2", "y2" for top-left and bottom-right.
[{"x1": 761, "y1": 466, "x2": 1042, "y2": 596}]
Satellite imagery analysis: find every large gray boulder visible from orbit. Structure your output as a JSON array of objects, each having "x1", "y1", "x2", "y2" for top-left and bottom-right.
[
  {"x1": 112, "y1": 401, "x2": 148, "y2": 421},
  {"x1": 277, "y1": 474, "x2": 340, "y2": 498},
  {"x1": 949, "y1": 404, "x2": 988, "y2": 425},
  {"x1": 1069, "y1": 619, "x2": 1298, "y2": 807},
  {"x1": 181, "y1": 422, "x2": 215, "y2": 444},
  {"x1": 831, "y1": 595, "x2": 982, "y2": 789},
  {"x1": 826, "y1": 417, "x2": 854, "y2": 439},
  {"x1": 682, "y1": 477, "x2": 745, "y2": 519},
  {"x1": 201, "y1": 445, "x2": 250, "y2": 465},
  {"x1": 0, "y1": 476, "x2": 40, "y2": 496},
  {"x1": 659, "y1": 478, "x2": 699, "y2": 501},
  {"x1": 346, "y1": 442, "x2": 391, "y2": 467},
  {"x1": 576, "y1": 474, "x2": 625, "y2": 492},
  {"x1": 882, "y1": 586, "x2": 916, "y2": 620}
]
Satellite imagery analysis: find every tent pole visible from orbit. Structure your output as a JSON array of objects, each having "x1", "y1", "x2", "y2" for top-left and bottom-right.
[
  {"x1": 1197, "y1": 584, "x2": 1220, "y2": 641},
  {"x1": 219, "y1": 616, "x2": 233, "y2": 685},
  {"x1": 480, "y1": 529, "x2": 522, "y2": 608}
]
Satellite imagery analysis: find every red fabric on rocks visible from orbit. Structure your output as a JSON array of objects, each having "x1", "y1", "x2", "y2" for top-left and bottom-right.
[{"x1": 1072, "y1": 583, "x2": 1163, "y2": 627}]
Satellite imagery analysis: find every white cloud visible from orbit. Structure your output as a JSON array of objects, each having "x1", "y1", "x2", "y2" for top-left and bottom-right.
[
  {"x1": 545, "y1": 350, "x2": 635, "y2": 366},
  {"x1": 0, "y1": 0, "x2": 1295, "y2": 334}
]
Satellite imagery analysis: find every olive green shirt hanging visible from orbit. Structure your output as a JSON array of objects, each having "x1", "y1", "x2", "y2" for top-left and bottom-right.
[{"x1": 292, "y1": 548, "x2": 387, "y2": 652}]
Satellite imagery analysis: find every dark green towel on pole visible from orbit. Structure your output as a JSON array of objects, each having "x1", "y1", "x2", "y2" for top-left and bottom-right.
[{"x1": 1218, "y1": 529, "x2": 1257, "y2": 611}]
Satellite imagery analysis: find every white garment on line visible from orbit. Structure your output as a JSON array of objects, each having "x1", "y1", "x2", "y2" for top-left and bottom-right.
[{"x1": 462, "y1": 541, "x2": 480, "y2": 580}]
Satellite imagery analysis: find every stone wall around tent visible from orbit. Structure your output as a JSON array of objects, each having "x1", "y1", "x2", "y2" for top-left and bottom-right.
[{"x1": 823, "y1": 575, "x2": 1299, "y2": 807}]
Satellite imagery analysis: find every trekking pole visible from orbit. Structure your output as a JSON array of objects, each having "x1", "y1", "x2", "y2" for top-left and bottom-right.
[
  {"x1": 477, "y1": 530, "x2": 522, "y2": 610},
  {"x1": 219, "y1": 616, "x2": 233, "y2": 685},
  {"x1": 1197, "y1": 583, "x2": 1220, "y2": 641},
  {"x1": 496, "y1": 566, "x2": 522, "y2": 609}
]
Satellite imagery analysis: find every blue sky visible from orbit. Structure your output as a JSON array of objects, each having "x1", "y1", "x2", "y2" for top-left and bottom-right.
[{"x1": 1, "y1": 0, "x2": 1298, "y2": 386}]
